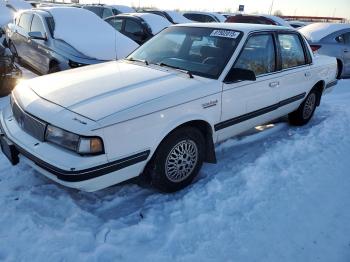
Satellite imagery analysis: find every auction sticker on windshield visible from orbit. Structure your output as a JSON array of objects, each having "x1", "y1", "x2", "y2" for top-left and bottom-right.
[{"x1": 210, "y1": 30, "x2": 240, "y2": 39}]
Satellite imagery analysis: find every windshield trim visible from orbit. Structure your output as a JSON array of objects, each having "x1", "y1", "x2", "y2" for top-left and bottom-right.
[{"x1": 127, "y1": 26, "x2": 244, "y2": 80}]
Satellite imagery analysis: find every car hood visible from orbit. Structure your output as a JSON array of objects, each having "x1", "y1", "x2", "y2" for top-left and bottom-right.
[{"x1": 27, "y1": 61, "x2": 216, "y2": 123}]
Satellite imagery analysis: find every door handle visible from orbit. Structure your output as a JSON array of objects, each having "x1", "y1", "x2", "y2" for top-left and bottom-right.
[
  {"x1": 344, "y1": 49, "x2": 349, "y2": 53},
  {"x1": 269, "y1": 81, "x2": 279, "y2": 88}
]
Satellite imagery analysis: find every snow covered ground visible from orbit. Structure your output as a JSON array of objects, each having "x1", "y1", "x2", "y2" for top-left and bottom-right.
[{"x1": 0, "y1": 77, "x2": 349, "y2": 261}]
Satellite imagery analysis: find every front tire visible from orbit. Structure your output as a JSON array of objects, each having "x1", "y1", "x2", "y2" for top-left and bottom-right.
[
  {"x1": 288, "y1": 90, "x2": 318, "y2": 126},
  {"x1": 150, "y1": 127, "x2": 205, "y2": 193}
]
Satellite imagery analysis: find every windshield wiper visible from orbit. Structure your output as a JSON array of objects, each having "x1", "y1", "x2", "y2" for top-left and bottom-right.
[
  {"x1": 127, "y1": 57, "x2": 149, "y2": 65},
  {"x1": 157, "y1": 62, "x2": 194, "y2": 79}
]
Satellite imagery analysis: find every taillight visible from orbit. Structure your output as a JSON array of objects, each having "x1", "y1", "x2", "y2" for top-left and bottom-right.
[{"x1": 310, "y1": 45, "x2": 321, "y2": 52}]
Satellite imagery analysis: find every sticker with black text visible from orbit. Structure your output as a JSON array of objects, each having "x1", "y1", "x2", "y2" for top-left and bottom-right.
[{"x1": 210, "y1": 30, "x2": 240, "y2": 39}]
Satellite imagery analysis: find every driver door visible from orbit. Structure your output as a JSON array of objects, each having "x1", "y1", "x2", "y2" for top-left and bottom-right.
[{"x1": 217, "y1": 33, "x2": 281, "y2": 142}]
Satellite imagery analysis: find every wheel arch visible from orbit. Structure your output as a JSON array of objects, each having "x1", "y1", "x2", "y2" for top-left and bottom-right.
[
  {"x1": 151, "y1": 118, "x2": 217, "y2": 165},
  {"x1": 311, "y1": 80, "x2": 325, "y2": 107},
  {"x1": 336, "y1": 58, "x2": 343, "y2": 79}
]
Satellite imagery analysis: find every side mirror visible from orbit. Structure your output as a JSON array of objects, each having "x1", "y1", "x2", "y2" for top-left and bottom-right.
[
  {"x1": 224, "y1": 68, "x2": 256, "y2": 83},
  {"x1": 28, "y1": 31, "x2": 47, "y2": 41}
]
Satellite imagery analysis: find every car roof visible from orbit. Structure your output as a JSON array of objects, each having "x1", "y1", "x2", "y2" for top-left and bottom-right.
[{"x1": 173, "y1": 22, "x2": 294, "y2": 33}]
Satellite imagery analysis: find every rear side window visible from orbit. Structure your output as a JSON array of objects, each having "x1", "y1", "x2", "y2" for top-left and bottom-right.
[
  {"x1": 235, "y1": 34, "x2": 276, "y2": 76},
  {"x1": 125, "y1": 19, "x2": 143, "y2": 34},
  {"x1": 107, "y1": 18, "x2": 123, "y2": 31},
  {"x1": 18, "y1": 13, "x2": 33, "y2": 31},
  {"x1": 102, "y1": 8, "x2": 113, "y2": 19},
  {"x1": 30, "y1": 15, "x2": 46, "y2": 35},
  {"x1": 278, "y1": 34, "x2": 306, "y2": 69}
]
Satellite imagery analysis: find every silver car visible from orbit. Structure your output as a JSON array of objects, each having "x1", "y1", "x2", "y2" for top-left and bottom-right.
[
  {"x1": 6, "y1": 9, "x2": 103, "y2": 74},
  {"x1": 300, "y1": 23, "x2": 350, "y2": 79}
]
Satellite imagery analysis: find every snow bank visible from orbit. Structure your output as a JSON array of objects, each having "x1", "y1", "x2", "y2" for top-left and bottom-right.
[
  {"x1": 5, "y1": 0, "x2": 31, "y2": 11},
  {"x1": 165, "y1": 11, "x2": 193, "y2": 24},
  {"x1": 299, "y1": 23, "x2": 350, "y2": 42},
  {"x1": 132, "y1": 13, "x2": 171, "y2": 34},
  {"x1": 0, "y1": 2, "x2": 14, "y2": 27},
  {"x1": 110, "y1": 5, "x2": 135, "y2": 13},
  {"x1": 48, "y1": 7, "x2": 139, "y2": 60}
]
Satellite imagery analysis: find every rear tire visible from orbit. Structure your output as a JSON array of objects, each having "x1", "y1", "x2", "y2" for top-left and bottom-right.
[
  {"x1": 150, "y1": 127, "x2": 205, "y2": 193},
  {"x1": 288, "y1": 90, "x2": 318, "y2": 126}
]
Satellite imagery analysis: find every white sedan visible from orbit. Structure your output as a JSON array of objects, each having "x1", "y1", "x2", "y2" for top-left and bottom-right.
[{"x1": 0, "y1": 23, "x2": 338, "y2": 192}]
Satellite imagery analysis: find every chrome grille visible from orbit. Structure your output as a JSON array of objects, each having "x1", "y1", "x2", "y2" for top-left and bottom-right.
[{"x1": 12, "y1": 101, "x2": 47, "y2": 141}]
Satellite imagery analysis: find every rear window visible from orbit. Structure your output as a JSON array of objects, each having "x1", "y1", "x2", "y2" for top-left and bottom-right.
[
  {"x1": 83, "y1": 6, "x2": 103, "y2": 18},
  {"x1": 278, "y1": 34, "x2": 307, "y2": 69}
]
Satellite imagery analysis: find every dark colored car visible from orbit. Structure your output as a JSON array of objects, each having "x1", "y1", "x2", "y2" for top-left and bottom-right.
[
  {"x1": 0, "y1": 41, "x2": 21, "y2": 97},
  {"x1": 105, "y1": 13, "x2": 171, "y2": 45}
]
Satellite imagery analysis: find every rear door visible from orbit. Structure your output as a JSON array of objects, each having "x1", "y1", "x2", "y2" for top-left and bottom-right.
[
  {"x1": 275, "y1": 32, "x2": 313, "y2": 116},
  {"x1": 218, "y1": 33, "x2": 280, "y2": 141}
]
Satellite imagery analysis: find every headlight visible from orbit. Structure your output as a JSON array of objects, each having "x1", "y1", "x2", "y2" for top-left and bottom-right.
[{"x1": 45, "y1": 125, "x2": 104, "y2": 155}]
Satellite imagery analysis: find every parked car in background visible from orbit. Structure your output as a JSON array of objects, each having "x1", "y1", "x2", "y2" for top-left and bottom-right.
[
  {"x1": 299, "y1": 23, "x2": 350, "y2": 78},
  {"x1": 183, "y1": 11, "x2": 226, "y2": 23},
  {"x1": 226, "y1": 14, "x2": 291, "y2": 27},
  {"x1": 6, "y1": 7, "x2": 138, "y2": 74},
  {"x1": 140, "y1": 10, "x2": 193, "y2": 24},
  {"x1": 82, "y1": 4, "x2": 135, "y2": 18},
  {"x1": 105, "y1": 13, "x2": 171, "y2": 44},
  {"x1": 0, "y1": 24, "x2": 337, "y2": 193},
  {"x1": 0, "y1": 42, "x2": 21, "y2": 97}
]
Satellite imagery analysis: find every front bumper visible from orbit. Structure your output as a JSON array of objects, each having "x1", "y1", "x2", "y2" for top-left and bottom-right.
[{"x1": 0, "y1": 107, "x2": 150, "y2": 192}]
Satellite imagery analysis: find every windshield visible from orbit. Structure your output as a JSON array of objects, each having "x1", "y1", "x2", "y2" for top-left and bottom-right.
[{"x1": 128, "y1": 26, "x2": 242, "y2": 79}]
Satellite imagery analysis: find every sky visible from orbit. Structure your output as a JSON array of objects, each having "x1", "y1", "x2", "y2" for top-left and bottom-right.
[{"x1": 79, "y1": 0, "x2": 350, "y2": 19}]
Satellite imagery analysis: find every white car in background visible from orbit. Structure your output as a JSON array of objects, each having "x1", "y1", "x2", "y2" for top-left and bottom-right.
[
  {"x1": 0, "y1": 24, "x2": 337, "y2": 193},
  {"x1": 183, "y1": 11, "x2": 227, "y2": 23}
]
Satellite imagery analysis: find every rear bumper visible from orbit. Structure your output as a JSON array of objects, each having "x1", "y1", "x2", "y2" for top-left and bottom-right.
[{"x1": 0, "y1": 108, "x2": 150, "y2": 192}]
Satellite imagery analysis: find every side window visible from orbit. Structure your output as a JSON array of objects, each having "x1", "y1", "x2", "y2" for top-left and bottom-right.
[
  {"x1": 112, "y1": 9, "x2": 121, "y2": 15},
  {"x1": 30, "y1": 15, "x2": 46, "y2": 35},
  {"x1": 125, "y1": 19, "x2": 143, "y2": 34},
  {"x1": 278, "y1": 34, "x2": 306, "y2": 69},
  {"x1": 107, "y1": 18, "x2": 123, "y2": 31},
  {"x1": 102, "y1": 8, "x2": 113, "y2": 19},
  {"x1": 18, "y1": 13, "x2": 33, "y2": 32},
  {"x1": 235, "y1": 34, "x2": 276, "y2": 76}
]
